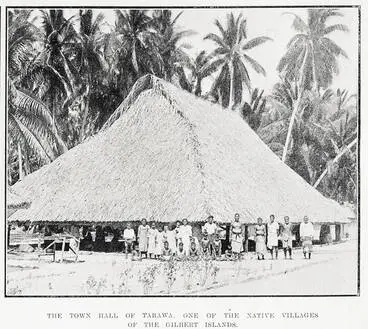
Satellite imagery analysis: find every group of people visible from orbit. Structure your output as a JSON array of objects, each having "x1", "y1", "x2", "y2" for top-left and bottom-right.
[
  {"x1": 9, "y1": 213, "x2": 315, "y2": 261},
  {"x1": 121, "y1": 213, "x2": 315, "y2": 261},
  {"x1": 131, "y1": 216, "x2": 227, "y2": 261},
  {"x1": 255, "y1": 215, "x2": 314, "y2": 260}
]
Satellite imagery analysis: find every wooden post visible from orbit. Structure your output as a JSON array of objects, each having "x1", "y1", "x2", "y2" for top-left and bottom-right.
[{"x1": 61, "y1": 237, "x2": 66, "y2": 262}]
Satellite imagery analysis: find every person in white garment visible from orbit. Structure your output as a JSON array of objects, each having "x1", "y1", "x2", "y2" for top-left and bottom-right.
[
  {"x1": 147, "y1": 222, "x2": 158, "y2": 259},
  {"x1": 179, "y1": 218, "x2": 192, "y2": 255},
  {"x1": 281, "y1": 216, "x2": 293, "y2": 259},
  {"x1": 299, "y1": 216, "x2": 314, "y2": 259},
  {"x1": 166, "y1": 223, "x2": 177, "y2": 255},
  {"x1": 123, "y1": 222, "x2": 136, "y2": 259},
  {"x1": 202, "y1": 215, "x2": 218, "y2": 255},
  {"x1": 267, "y1": 214, "x2": 280, "y2": 259},
  {"x1": 230, "y1": 213, "x2": 243, "y2": 259}
]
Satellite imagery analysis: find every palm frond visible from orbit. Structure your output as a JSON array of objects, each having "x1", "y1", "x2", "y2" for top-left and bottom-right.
[
  {"x1": 284, "y1": 12, "x2": 309, "y2": 33},
  {"x1": 242, "y1": 36, "x2": 272, "y2": 51},
  {"x1": 242, "y1": 54, "x2": 266, "y2": 76},
  {"x1": 324, "y1": 24, "x2": 349, "y2": 35}
]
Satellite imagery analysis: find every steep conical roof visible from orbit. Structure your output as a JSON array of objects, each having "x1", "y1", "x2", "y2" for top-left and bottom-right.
[{"x1": 9, "y1": 75, "x2": 349, "y2": 224}]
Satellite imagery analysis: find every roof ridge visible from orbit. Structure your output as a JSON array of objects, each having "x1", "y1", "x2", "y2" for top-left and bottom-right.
[
  {"x1": 101, "y1": 74, "x2": 156, "y2": 131},
  {"x1": 151, "y1": 79, "x2": 212, "y2": 218}
]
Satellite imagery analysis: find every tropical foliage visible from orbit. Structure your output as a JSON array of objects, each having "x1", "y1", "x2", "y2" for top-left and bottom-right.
[
  {"x1": 7, "y1": 8, "x2": 357, "y2": 207},
  {"x1": 204, "y1": 13, "x2": 271, "y2": 109}
]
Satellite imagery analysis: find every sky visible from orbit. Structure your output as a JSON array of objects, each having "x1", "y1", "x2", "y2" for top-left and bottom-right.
[{"x1": 33, "y1": 7, "x2": 359, "y2": 94}]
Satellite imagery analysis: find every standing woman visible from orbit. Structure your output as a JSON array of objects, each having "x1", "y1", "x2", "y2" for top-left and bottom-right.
[
  {"x1": 230, "y1": 213, "x2": 243, "y2": 259},
  {"x1": 179, "y1": 218, "x2": 192, "y2": 255},
  {"x1": 166, "y1": 223, "x2": 177, "y2": 254},
  {"x1": 138, "y1": 218, "x2": 149, "y2": 259},
  {"x1": 255, "y1": 217, "x2": 266, "y2": 260},
  {"x1": 147, "y1": 222, "x2": 158, "y2": 259}
]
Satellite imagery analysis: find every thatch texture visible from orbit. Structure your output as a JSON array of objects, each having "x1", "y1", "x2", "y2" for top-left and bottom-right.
[
  {"x1": 9, "y1": 75, "x2": 350, "y2": 224},
  {"x1": 7, "y1": 190, "x2": 31, "y2": 210}
]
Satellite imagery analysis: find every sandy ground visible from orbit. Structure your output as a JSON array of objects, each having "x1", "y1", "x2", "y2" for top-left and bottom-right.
[
  {"x1": 198, "y1": 240, "x2": 358, "y2": 295},
  {"x1": 6, "y1": 240, "x2": 358, "y2": 296}
]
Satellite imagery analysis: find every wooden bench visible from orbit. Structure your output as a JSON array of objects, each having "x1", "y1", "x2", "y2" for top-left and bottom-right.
[
  {"x1": 39, "y1": 235, "x2": 80, "y2": 263},
  {"x1": 8, "y1": 232, "x2": 44, "y2": 251}
]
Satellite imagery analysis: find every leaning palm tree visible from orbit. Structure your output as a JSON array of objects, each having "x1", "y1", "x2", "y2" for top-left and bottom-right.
[
  {"x1": 278, "y1": 8, "x2": 349, "y2": 162},
  {"x1": 8, "y1": 9, "x2": 67, "y2": 181},
  {"x1": 204, "y1": 13, "x2": 272, "y2": 110}
]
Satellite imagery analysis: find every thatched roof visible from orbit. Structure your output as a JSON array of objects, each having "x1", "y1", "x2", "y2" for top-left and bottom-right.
[
  {"x1": 9, "y1": 75, "x2": 350, "y2": 224},
  {"x1": 7, "y1": 190, "x2": 31, "y2": 210}
]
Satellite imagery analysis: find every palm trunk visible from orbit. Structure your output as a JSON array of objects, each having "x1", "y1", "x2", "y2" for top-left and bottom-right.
[
  {"x1": 194, "y1": 78, "x2": 202, "y2": 96},
  {"x1": 313, "y1": 138, "x2": 357, "y2": 189},
  {"x1": 79, "y1": 83, "x2": 91, "y2": 143},
  {"x1": 281, "y1": 48, "x2": 309, "y2": 162},
  {"x1": 60, "y1": 51, "x2": 78, "y2": 94},
  {"x1": 228, "y1": 62, "x2": 234, "y2": 110},
  {"x1": 311, "y1": 41, "x2": 318, "y2": 91},
  {"x1": 24, "y1": 152, "x2": 31, "y2": 176},
  {"x1": 17, "y1": 142, "x2": 23, "y2": 181}
]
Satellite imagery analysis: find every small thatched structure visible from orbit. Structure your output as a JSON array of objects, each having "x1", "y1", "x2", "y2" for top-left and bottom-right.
[
  {"x1": 9, "y1": 75, "x2": 350, "y2": 224},
  {"x1": 7, "y1": 190, "x2": 31, "y2": 210},
  {"x1": 7, "y1": 190, "x2": 31, "y2": 218}
]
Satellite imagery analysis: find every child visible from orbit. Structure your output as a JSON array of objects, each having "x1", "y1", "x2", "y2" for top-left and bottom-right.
[
  {"x1": 225, "y1": 245, "x2": 233, "y2": 261},
  {"x1": 123, "y1": 222, "x2": 136, "y2": 259},
  {"x1": 190, "y1": 236, "x2": 199, "y2": 249},
  {"x1": 131, "y1": 244, "x2": 141, "y2": 261},
  {"x1": 189, "y1": 241, "x2": 200, "y2": 261},
  {"x1": 138, "y1": 218, "x2": 149, "y2": 259},
  {"x1": 175, "y1": 221, "x2": 182, "y2": 246},
  {"x1": 147, "y1": 222, "x2": 158, "y2": 259},
  {"x1": 155, "y1": 226, "x2": 165, "y2": 258},
  {"x1": 176, "y1": 242, "x2": 186, "y2": 261},
  {"x1": 161, "y1": 241, "x2": 172, "y2": 261},
  {"x1": 201, "y1": 231, "x2": 211, "y2": 257},
  {"x1": 212, "y1": 234, "x2": 222, "y2": 259}
]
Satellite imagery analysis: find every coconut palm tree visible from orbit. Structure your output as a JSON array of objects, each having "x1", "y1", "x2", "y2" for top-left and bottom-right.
[
  {"x1": 182, "y1": 51, "x2": 218, "y2": 96},
  {"x1": 151, "y1": 10, "x2": 194, "y2": 82},
  {"x1": 278, "y1": 8, "x2": 349, "y2": 91},
  {"x1": 113, "y1": 10, "x2": 163, "y2": 78},
  {"x1": 204, "y1": 13, "x2": 272, "y2": 109},
  {"x1": 75, "y1": 9, "x2": 106, "y2": 142},
  {"x1": 278, "y1": 8, "x2": 349, "y2": 162},
  {"x1": 8, "y1": 9, "x2": 67, "y2": 181},
  {"x1": 38, "y1": 10, "x2": 80, "y2": 111}
]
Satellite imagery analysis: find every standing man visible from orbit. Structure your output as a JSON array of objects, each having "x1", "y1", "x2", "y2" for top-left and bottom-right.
[
  {"x1": 230, "y1": 213, "x2": 243, "y2": 259},
  {"x1": 281, "y1": 216, "x2": 293, "y2": 259},
  {"x1": 300, "y1": 216, "x2": 314, "y2": 259},
  {"x1": 202, "y1": 215, "x2": 218, "y2": 256},
  {"x1": 123, "y1": 222, "x2": 136, "y2": 259},
  {"x1": 267, "y1": 214, "x2": 280, "y2": 259}
]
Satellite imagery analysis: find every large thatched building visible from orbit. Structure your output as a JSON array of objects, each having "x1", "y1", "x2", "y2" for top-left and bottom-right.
[{"x1": 8, "y1": 75, "x2": 350, "y2": 225}]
